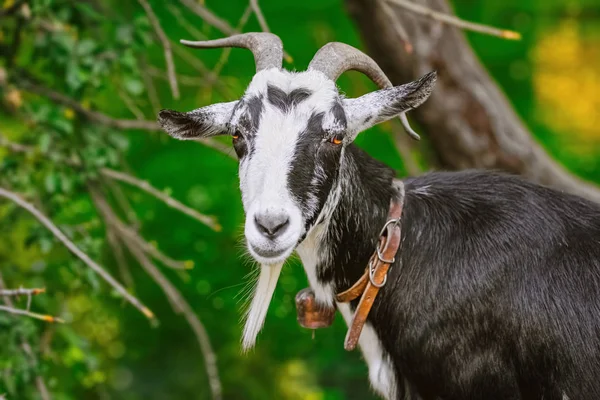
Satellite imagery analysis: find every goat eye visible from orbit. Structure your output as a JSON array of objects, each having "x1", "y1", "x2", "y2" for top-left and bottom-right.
[
  {"x1": 232, "y1": 130, "x2": 242, "y2": 140},
  {"x1": 330, "y1": 133, "x2": 343, "y2": 145}
]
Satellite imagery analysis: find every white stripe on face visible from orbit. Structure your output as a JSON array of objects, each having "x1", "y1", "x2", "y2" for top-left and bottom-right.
[{"x1": 238, "y1": 69, "x2": 340, "y2": 264}]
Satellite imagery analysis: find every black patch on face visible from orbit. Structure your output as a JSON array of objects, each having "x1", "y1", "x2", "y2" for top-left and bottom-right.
[
  {"x1": 246, "y1": 95, "x2": 264, "y2": 132},
  {"x1": 287, "y1": 110, "x2": 344, "y2": 233},
  {"x1": 232, "y1": 95, "x2": 264, "y2": 159},
  {"x1": 267, "y1": 85, "x2": 312, "y2": 113},
  {"x1": 331, "y1": 102, "x2": 347, "y2": 128}
]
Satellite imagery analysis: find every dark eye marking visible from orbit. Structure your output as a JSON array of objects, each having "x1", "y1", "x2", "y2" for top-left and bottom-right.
[
  {"x1": 267, "y1": 85, "x2": 312, "y2": 113},
  {"x1": 303, "y1": 112, "x2": 325, "y2": 137},
  {"x1": 229, "y1": 95, "x2": 263, "y2": 159},
  {"x1": 245, "y1": 95, "x2": 264, "y2": 132},
  {"x1": 331, "y1": 102, "x2": 347, "y2": 128}
]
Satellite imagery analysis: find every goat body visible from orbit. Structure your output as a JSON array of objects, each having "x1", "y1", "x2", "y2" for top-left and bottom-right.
[
  {"x1": 298, "y1": 144, "x2": 600, "y2": 399},
  {"x1": 158, "y1": 33, "x2": 600, "y2": 400}
]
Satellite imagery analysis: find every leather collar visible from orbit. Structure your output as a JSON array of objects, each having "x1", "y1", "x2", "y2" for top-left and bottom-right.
[{"x1": 335, "y1": 196, "x2": 403, "y2": 350}]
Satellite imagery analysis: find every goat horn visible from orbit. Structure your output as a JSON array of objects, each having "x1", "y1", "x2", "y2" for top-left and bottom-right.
[
  {"x1": 181, "y1": 32, "x2": 283, "y2": 72},
  {"x1": 308, "y1": 42, "x2": 421, "y2": 140}
]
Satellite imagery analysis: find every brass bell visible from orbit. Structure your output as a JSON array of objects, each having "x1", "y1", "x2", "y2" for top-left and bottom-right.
[{"x1": 295, "y1": 287, "x2": 336, "y2": 329}]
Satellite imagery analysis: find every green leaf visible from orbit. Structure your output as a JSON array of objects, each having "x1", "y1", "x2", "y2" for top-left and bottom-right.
[
  {"x1": 44, "y1": 173, "x2": 58, "y2": 193},
  {"x1": 38, "y1": 133, "x2": 52, "y2": 153},
  {"x1": 77, "y1": 38, "x2": 97, "y2": 56},
  {"x1": 124, "y1": 78, "x2": 144, "y2": 96},
  {"x1": 51, "y1": 119, "x2": 74, "y2": 135}
]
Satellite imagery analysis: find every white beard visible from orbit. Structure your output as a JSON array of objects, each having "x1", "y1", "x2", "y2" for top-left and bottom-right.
[{"x1": 241, "y1": 262, "x2": 284, "y2": 351}]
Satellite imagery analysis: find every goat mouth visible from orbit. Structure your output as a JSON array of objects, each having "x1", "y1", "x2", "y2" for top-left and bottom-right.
[{"x1": 248, "y1": 243, "x2": 293, "y2": 263}]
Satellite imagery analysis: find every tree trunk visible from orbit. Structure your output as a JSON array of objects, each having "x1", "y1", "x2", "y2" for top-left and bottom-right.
[{"x1": 345, "y1": 0, "x2": 600, "y2": 203}]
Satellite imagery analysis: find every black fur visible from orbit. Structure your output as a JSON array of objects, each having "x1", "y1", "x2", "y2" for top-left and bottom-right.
[
  {"x1": 288, "y1": 111, "x2": 344, "y2": 234},
  {"x1": 267, "y1": 85, "x2": 312, "y2": 112},
  {"x1": 232, "y1": 95, "x2": 263, "y2": 158},
  {"x1": 380, "y1": 71, "x2": 437, "y2": 118},
  {"x1": 318, "y1": 160, "x2": 600, "y2": 398}
]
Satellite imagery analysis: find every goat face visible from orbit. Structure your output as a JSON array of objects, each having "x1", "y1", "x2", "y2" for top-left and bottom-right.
[
  {"x1": 157, "y1": 33, "x2": 435, "y2": 349},
  {"x1": 158, "y1": 68, "x2": 435, "y2": 267}
]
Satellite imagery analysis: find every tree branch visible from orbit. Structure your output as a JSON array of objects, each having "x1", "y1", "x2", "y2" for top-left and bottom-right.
[
  {"x1": 179, "y1": 0, "x2": 236, "y2": 35},
  {"x1": 179, "y1": 0, "x2": 292, "y2": 62},
  {"x1": 346, "y1": 0, "x2": 600, "y2": 204},
  {"x1": 0, "y1": 273, "x2": 51, "y2": 400},
  {"x1": 0, "y1": 187, "x2": 155, "y2": 320},
  {"x1": 0, "y1": 134, "x2": 233, "y2": 223},
  {"x1": 0, "y1": 288, "x2": 46, "y2": 297},
  {"x1": 211, "y1": 5, "x2": 253, "y2": 77},
  {"x1": 137, "y1": 0, "x2": 180, "y2": 99},
  {"x1": 19, "y1": 80, "x2": 160, "y2": 130},
  {"x1": 100, "y1": 168, "x2": 221, "y2": 231},
  {"x1": 124, "y1": 241, "x2": 222, "y2": 400},
  {"x1": 0, "y1": 305, "x2": 64, "y2": 323},
  {"x1": 385, "y1": 0, "x2": 521, "y2": 40},
  {"x1": 249, "y1": 0, "x2": 270, "y2": 35},
  {"x1": 105, "y1": 226, "x2": 135, "y2": 289},
  {"x1": 15, "y1": 82, "x2": 236, "y2": 158},
  {"x1": 91, "y1": 192, "x2": 222, "y2": 400},
  {"x1": 117, "y1": 223, "x2": 192, "y2": 270}
]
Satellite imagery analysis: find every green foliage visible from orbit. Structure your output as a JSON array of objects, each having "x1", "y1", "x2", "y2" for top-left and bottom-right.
[{"x1": 0, "y1": 0, "x2": 598, "y2": 399}]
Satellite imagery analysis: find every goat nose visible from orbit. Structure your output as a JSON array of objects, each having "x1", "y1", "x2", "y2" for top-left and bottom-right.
[{"x1": 254, "y1": 212, "x2": 290, "y2": 239}]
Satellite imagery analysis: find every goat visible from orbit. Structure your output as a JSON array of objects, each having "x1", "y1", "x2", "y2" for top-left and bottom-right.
[{"x1": 158, "y1": 33, "x2": 600, "y2": 400}]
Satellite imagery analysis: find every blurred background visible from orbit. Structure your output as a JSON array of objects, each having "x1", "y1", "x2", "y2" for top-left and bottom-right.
[{"x1": 0, "y1": 0, "x2": 599, "y2": 399}]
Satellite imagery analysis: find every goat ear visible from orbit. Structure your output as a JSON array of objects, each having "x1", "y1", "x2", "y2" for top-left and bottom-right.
[
  {"x1": 343, "y1": 71, "x2": 436, "y2": 137},
  {"x1": 157, "y1": 101, "x2": 238, "y2": 140}
]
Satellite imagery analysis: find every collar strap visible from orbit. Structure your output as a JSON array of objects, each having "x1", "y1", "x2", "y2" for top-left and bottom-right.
[{"x1": 335, "y1": 195, "x2": 404, "y2": 351}]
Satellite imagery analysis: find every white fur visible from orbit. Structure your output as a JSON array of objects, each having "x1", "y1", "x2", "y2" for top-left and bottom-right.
[
  {"x1": 237, "y1": 69, "x2": 398, "y2": 394},
  {"x1": 338, "y1": 303, "x2": 398, "y2": 400},
  {"x1": 240, "y1": 69, "x2": 340, "y2": 265},
  {"x1": 242, "y1": 262, "x2": 283, "y2": 351},
  {"x1": 296, "y1": 201, "x2": 398, "y2": 399}
]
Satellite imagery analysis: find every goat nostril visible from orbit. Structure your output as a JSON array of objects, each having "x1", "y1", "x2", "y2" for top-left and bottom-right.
[{"x1": 254, "y1": 213, "x2": 290, "y2": 238}]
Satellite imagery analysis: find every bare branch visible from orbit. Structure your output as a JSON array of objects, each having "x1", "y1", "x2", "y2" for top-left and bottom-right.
[
  {"x1": 118, "y1": 89, "x2": 146, "y2": 120},
  {"x1": 124, "y1": 239, "x2": 222, "y2": 400},
  {"x1": 106, "y1": 227, "x2": 135, "y2": 289},
  {"x1": 137, "y1": 0, "x2": 180, "y2": 99},
  {"x1": 379, "y1": 0, "x2": 413, "y2": 53},
  {"x1": 2, "y1": 87, "x2": 236, "y2": 159},
  {"x1": 146, "y1": 65, "x2": 214, "y2": 87},
  {"x1": 0, "y1": 305, "x2": 64, "y2": 323},
  {"x1": 212, "y1": 5, "x2": 253, "y2": 77},
  {"x1": 179, "y1": 0, "x2": 235, "y2": 35},
  {"x1": 249, "y1": 0, "x2": 270, "y2": 34},
  {"x1": 0, "y1": 273, "x2": 51, "y2": 400},
  {"x1": 166, "y1": 4, "x2": 208, "y2": 41},
  {"x1": 91, "y1": 193, "x2": 222, "y2": 400},
  {"x1": 0, "y1": 187, "x2": 155, "y2": 320},
  {"x1": 0, "y1": 288, "x2": 46, "y2": 297},
  {"x1": 385, "y1": 0, "x2": 521, "y2": 40},
  {"x1": 0, "y1": 133, "x2": 33, "y2": 153},
  {"x1": 347, "y1": 0, "x2": 600, "y2": 204},
  {"x1": 0, "y1": 134, "x2": 234, "y2": 224},
  {"x1": 100, "y1": 168, "x2": 221, "y2": 231},
  {"x1": 179, "y1": 0, "x2": 292, "y2": 62},
  {"x1": 104, "y1": 178, "x2": 139, "y2": 228},
  {"x1": 19, "y1": 80, "x2": 160, "y2": 131},
  {"x1": 140, "y1": 61, "x2": 161, "y2": 113},
  {"x1": 117, "y1": 223, "x2": 192, "y2": 270}
]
